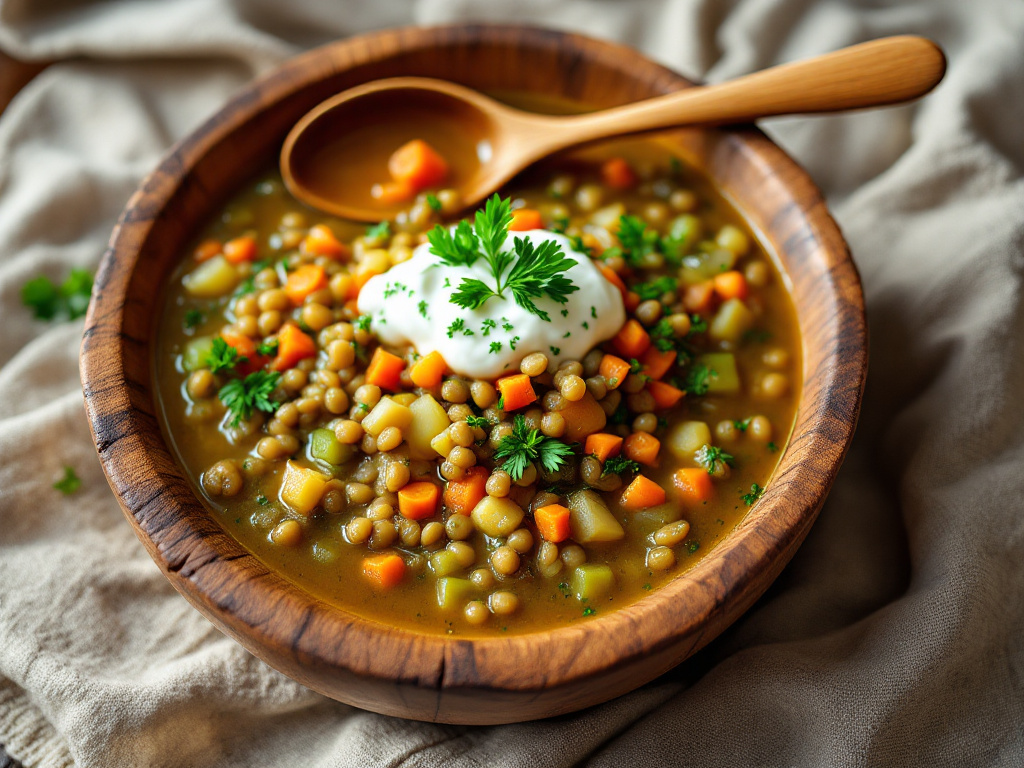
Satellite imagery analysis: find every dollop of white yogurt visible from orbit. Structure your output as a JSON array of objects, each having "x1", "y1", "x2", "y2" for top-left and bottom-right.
[{"x1": 358, "y1": 229, "x2": 625, "y2": 379}]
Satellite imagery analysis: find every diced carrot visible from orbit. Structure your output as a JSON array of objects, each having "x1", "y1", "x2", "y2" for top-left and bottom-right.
[
  {"x1": 601, "y1": 157, "x2": 638, "y2": 190},
  {"x1": 640, "y1": 346, "x2": 677, "y2": 380},
  {"x1": 365, "y1": 346, "x2": 405, "y2": 391},
  {"x1": 496, "y1": 373, "x2": 536, "y2": 412},
  {"x1": 508, "y1": 208, "x2": 543, "y2": 231},
  {"x1": 624, "y1": 291, "x2": 641, "y2": 312},
  {"x1": 673, "y1": 468, "x2": 714, "y2": 504},
  {"x1": 620, "y1": 475, "x2": 666, "y2": 511},
  {"x1": 534, "y1": 504, "x2": 572, "y2": 543},
  {"x1": 684, "y1": 280, "x2": 716, "y2": 314},
  {"x1": 362, "y1": 553, "x2": 406, "y2": 589},
  {"x1": 612, "y1": 319, "x2": 651, "y2": 358},
  {"x1": 371, "y1": 179, "x2": 416, "y2": 204},
  {"x1": 193, "y1": 239, "x2": 222, "y2": 262},
  {"x1": 302, "y1": 224, "x2": 349, "y2": 259},
  {"x1": 398, "y1": 481, "x2": 440, "y2": 520},
  {"x1": 222, "y1": 236, "x2": 257, "y2": 264},
  {"x1": 600, "y1": 265, "x2": 629, "y2": 300},
  {"x1": 443, "y1": 467, "x2": 488, "y2": 516},
  {"x1": 624, "y1": 432, "x2": 660, "y2": 466},
  {"x1": 599, "y1": 354, "x2": 631, "y2": 389},
  {"x1": 585, "y1": 432, "x2": 623, "y2": 463},
  {"x1": 284, "y1": 264, "x2": 328, "y2": 306},
  {"x1": 647, "y1": 380, "x2": 685, "y2": 409},
  {"x1": 409, "y1": 350, "x2": 447, "y2": 388},
  {"x1": 271, "y1": 323, "x2": 317, "y2": 372},
  {"x1": 387, "y1": 139, "x2": 449, "y2": 190},
  {"x1": 713, "y1": 270, "x2": 748, "y2": 300}
]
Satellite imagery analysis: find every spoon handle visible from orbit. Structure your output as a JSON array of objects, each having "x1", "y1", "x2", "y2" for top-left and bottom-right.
[{"x1": 559, "y1": 36, "x2": 945, "y2": 141}]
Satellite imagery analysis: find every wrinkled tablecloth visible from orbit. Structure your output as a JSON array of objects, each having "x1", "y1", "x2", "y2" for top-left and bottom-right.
[{"x1": 1, "y1": 1, "x2": 1022, "y2": 766}]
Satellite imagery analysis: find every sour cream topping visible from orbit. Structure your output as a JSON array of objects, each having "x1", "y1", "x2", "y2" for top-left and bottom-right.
[{"x1": 358, "y1": 229, "x2": 625, "y2": 379}]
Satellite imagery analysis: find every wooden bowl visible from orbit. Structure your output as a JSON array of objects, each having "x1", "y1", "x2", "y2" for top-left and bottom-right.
[{"x1": 80, "y1": 25, "x2": 866, "y2": 724}]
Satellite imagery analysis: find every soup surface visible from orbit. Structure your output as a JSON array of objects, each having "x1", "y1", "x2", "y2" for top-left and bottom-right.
[{"x1": 155, "y1": 139, "x2": 800, "y2": 636}]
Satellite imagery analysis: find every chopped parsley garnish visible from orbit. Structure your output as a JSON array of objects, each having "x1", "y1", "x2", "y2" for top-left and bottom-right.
[
  {"x1": 365, "y1": 221, "x2": 391, "y2": 241},
  {"x1": 733, "y1": 418, "x2": 751, "y2": 433},
  {"x1": 741, "y1": 483, "x2": 764, "y2": 506},
  {"x1": 558, "y1": 582, "x2": 571, "y2": 597},
  {"x1": 489, "y1": 341, "x2": 503, "y2": 354},
  {"x1": 256, "y1": 339, "x2": 279, "y2": 357},
  {"x1": 21, "y1": 268, "x2": 93, "y2": 321},
  {"x1": 183, "y1": 309, "x2": 204, "y2": 330},
  {"x1": 767, "y1": 441, "x2": 779, "y2": 453},
  {"x1": 481, "y1": 319, "x2": 497, "y2": 336},
  {"x1": 681, "y1": 362, "x2": 713, "y2": 396},
  {"x1": 418, "y1": 300, "x2": 428, "y2": 318},
  {"x1": 549, "y1": 346, "x2": 560, "y2": 356},
  {"x1": 54, "y1": 465, "x2": 82, "y2": 495},
  {"x1": 425, "y1": 194, "x2": 443, "y2": 212},
  {"x1": 601, "y1": 455, "x2": 640, "y2": 477},
  {"x1": 219, "y1": 370, "x2": 280, "y2": 426},
  {"x1": 256, "y1": 494, "x2": 270, "y2": 506},
  {"x1": 204, "y1": 337, "x2": 246, "y2": 374},
  {"x1": 560, "y1": 308, "x2": 569, "y2": 318},
  {"x1": 582, "y1": 606, "x2": 596, "y2": 617},
  {"x1": 634, "y1": 276, "x2": 678, "y2": 302},
  {"x1": 353, "y1": 315, "x2": 372, "y2": 333},
  {"x1": 493, "y1": 414, "x2": 574, "y2": 481},
  {"x1": 446, "y1": 318, "x2": 466, "y2": 338},
  {"x1": 642, "y1": 583, "x2": 653, "y2": 591},
  {"x1": 465, "y1": 415, "x2": 492, "y2": 429},
  {"x1": 431, "y1": 195, "x2": 579, "y2": 321},
  {"x1": 686, "y1": 541, "x2": 701, "y2": 554},
  {"x1": 628, "y1": 358, "x2": 643, "y2": 375},
  {"x1": 689, "y1": 314, "x2": 708, "y2": 334},
  {"x1": 695, "y1": 445, "x2": 734, "y2": 475},
  {"x1": 616, "y1": 214, "x2": 661, "y2": 266},
  {"x1": 509, "y1": 336, "x2": 520, "y2": 351}
]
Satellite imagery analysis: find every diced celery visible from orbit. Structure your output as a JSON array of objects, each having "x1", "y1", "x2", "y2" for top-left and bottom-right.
[
  {"x1": 709, "y1": 298, "x2": 755, "y2": 343},
  {"x1": 566, "y1": 490, "x2": 625, "y2": 543},
  {"x1": 309, "y1": 428, "x2": 350, "y2": 466},
  {"x1": 429, "y1": 550, "x2": 462, "y2": 578},
  {"x1": 181, "y1": 336, "x2": 214, "y2": 372},
  {"x1": 360, "y1": 396, "x2": 413, "y2": 437},
  {"x1": 571, "y1": 564, "x2": 614, "y2": 602},
  {"x1": 698, "y1": 353, "x2": 740, "y2": 394},
  {"x1": 663, "y1": 214, "x2": 702, "y2": 261},
  {"x1": 668, "y1": 420, "x2": 712, "y2": 462},
  {"x1": 182, "y1": 255, "x2": 238, "y2": 298},
  {"x1": 436, "y1": 577, "x2": 475, "y2": 610},
  {"x1": 470, "y1": 496, "x2": 524, "y2": 538},
  {"x1": 279, "y1": 460, "x2": 330, "y2": 515},
  {"x1": 680, "y1": 248, "x2": 736, "y2": 284},
  {"x1": 406, "y1": 394, "x2": 451, "y2": 460}
]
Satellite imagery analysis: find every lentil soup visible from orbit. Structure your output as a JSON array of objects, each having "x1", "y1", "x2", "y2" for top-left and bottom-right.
[{"x1": 155, "y1": 139, "x2": 800, "y2": 636}]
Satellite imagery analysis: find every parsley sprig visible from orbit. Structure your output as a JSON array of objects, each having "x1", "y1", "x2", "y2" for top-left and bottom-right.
[
  {"x1": 429, "y1": 195, "x2": 580, "y2": 321},
  {"x1": 601, "y1": 456, "x2": 640, "y2": 477},
  {"x1": 742, "y1": 483, "x2": 764, "y2": 506},
  {"x1": 204, "y1": 337, "x2": 246, "y2": 374},
  {"x1": 493, "y1": 414, "x2": 574, "y2": 481},
  {"x1": 219, "y1": 370, "x2": 280, "y2": 426}
]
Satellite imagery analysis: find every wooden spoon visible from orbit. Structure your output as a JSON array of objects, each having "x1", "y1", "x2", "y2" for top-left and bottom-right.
[{"x1": 281, "y1": 35, "x2": 944, "y2": 221}]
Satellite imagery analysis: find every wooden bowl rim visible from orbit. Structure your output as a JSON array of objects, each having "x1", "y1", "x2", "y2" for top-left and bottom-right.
[{"x1": 81, "y1": 23, "x2": 866, "y2": 698}]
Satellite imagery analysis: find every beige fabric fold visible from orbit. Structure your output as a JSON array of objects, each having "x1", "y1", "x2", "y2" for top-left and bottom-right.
[{"x1": 1, "y1": 1, "x2": 1022, "y2": 766}]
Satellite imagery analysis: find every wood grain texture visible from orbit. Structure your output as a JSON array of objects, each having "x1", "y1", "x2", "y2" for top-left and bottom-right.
[{"x1": 79, "y1": 24, "x2": 868, "y2": 724}]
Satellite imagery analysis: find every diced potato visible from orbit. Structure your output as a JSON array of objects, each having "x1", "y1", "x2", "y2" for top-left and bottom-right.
[
  {"x1": 181, "y1": 336, "x2": 214, "y2": 372},
  {"x1": 309, "y1": 428, "x2": 352, "y2": 465},
  {"x1": 430, "y1": 430, "x2": 457, "y2": 458},
  {"x1": 392, "y1": 393, "x2": 418, "y2": 407},
  {"x1": 471, "y1": 496, "x2": 524, "y2": 538},
  {"x1": 436, "y1": 577, "x2": 475, "y2": 610},
  {"x1": 668, "y1": 421, "x2": 712, "y2": 463},
  {"x1": 663, "y1": 214, "x2": 702, "y2": 261},
  {"x1": 633, "y1": 502, "x2": 685, "y2": 535},
  {"x1": 559, "y1": 392, "x2": 607, "y2": 442},
  {"x1": 429, "y1": 550, "x2": 462, "y2": 578},
  {"x1": 360, "y1": 396, "x2": 413, "y2": 437},
  {"x1": 698, "y1": 353, "x2": 740, "y2": 394},
  {"x1": 407, "y1": 394, "x2": 451, "y2": 460},
  {"x1": 279, "y1": 460, "x2": 330, "y2": 515},
  {"x1": 680, "y1": 248, "x2": 736, "y2": 284},
  {"x1": 182, "y1": 255, "x2": 238, "y2": 298},
  {"x1": 567, "y1": 490, "x2": 625, "y2": 543},
  {"x1": 572, "y1": 564, "x2": 614, "y2": 602},
  {"x1": 590, "y1": 202, "x2": 626, "y2": 229},
  {"x1": 709, "y1": 298, "x2": 755, "y2": 343}
]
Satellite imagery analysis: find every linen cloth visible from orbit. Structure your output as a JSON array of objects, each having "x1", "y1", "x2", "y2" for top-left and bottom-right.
[{"x1": 1, "y1": 0, "x2": 1022, "y2": 765}]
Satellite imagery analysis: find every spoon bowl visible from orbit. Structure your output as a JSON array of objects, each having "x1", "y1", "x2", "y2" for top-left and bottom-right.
[{"x1": 281, "y1": 35, "x2": 945, "y2": 221}]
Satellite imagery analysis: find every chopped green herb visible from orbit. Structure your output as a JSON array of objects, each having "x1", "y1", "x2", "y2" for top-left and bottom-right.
[
  {"x1": 465, "y1": 415, "x2": 492, "y2": 429},
  {"x1": 741, "y1": 483, "x2": 764, "y2": 506},
  {"x1": 560, "y1": 308, "x2": 569, "y2": 318},
  {"x1": 446, "y1": 318, "x2": 465, "y2": 338},
  {"x1": 256, "y1": 494, "x2": 270, "y2": 506},
  {"x1": 183, "y1": 309, "x2": 204, "y2": 330},
  {"x1": 218, "y1": 370, "x2": 281, "y2": 427},
  {"x1": 634, "y1": 276, "x2": 678, "y2": 302},
  {"x1": 682, "y1": 362, "x2": 712, "y2": 396},
  {"x1": 481, "y1": 318, "x2": 497, "y2": 336},
  {"x1": 767, "y1": 441, "x2": 779, "y2": 453},
  {"x1": 695, "y1": 445, "x2": 734, "y2": 475},
  {"x1": 689, "y1": 314, "x2": 708, "y2": 335},
  {"x1": 353, "y1": 315, "x2": 372, "y2": 333},
  {"x1": 502, "y1": 319, "x2": 514, "y2": 332},
  {"x1": 489, "y1": 341, "x2": 503, "y2": 354},
  {"x1": 443, "y1": 277, "x2": 451, "y2": 288},
  {"x1": 21, "y1": 268, "x2": 94, "y2": 321},
  {"x1": 551, "y1": 215, "x2": 570, "y2": 233},
  {"x1": 733, "y1": 418, "x2": 751, "y2": 433},
  {"x1": 549, "y1": 346, "x2": 560, "y2": 356},
  {"x1": 418, "y1": 300, "x2": 428, "y2": 318},
  {"x1": 616, "y1": 214, "x2": 661, "y2": 266},
  {"x1": 686, "y1": 541, "x2": 701, "y2": 554},
  {"x1": 54, "y1": 465, "x2": 82, "y2": 495},
  {"x1": 496, "y1": 394, "x2": 505, "y2": 411},
  {"x1": 582, "y1": 321, "x2": 589, "y2": 330},
  {"x1": 509, "y1": 336, "x2": 520, "y2": 351},
  {"x1": 365, "y1": 221, "x2": 391, "y2": 241},
  {"x1": 558, "y1": 582, "x2": 571, "y2": 597},
  {"x1": 425, "y1": 193, "x2": 443, "y2": 212},
  {"x1": 601, "y1": 455, "x2": 640, "y2": 477},
  {"x1": 582, "y1": 606, "x2": 596, "y2": 617},
  {"x1": 204, "y1": 337, "x2": 246, "y2": 374},
  {"x1": 590, "y1": 306, "x2": 597, "y2": 319},
  {"x1": 256, "y1": 339, "x2": 279, "y2": 357},
  {"x1": 629, "y1": 358, "x2": 643, "y2": 375},
  {"x1": 642, "y1": 583, "x2": 653, "y2": 591},
  {"x1": 494, "y1": 414, "x2": 575, "y2": 481}
]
